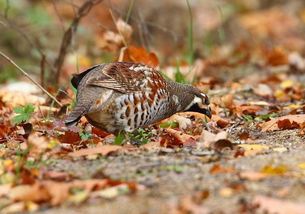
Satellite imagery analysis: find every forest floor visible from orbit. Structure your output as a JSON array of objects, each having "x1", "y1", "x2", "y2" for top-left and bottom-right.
[{"x1": 1, "y1": 1, "x2": 305, "y2": 213}]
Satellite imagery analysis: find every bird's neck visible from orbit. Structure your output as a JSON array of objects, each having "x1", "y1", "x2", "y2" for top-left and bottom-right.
[{"x1": 166, "y1": 80, "x2": 195, "y2": 111}]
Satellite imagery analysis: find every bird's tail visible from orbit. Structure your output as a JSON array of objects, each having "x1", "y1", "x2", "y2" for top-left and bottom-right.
[{"x1": 65, "y1": 105, "x2": 87, "y2": 126}]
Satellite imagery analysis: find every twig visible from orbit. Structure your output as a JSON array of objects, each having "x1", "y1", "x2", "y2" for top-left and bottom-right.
[
  {"x1": 4, "y1": 0, "x2": 10, "y2": 18},
  {"x1": 54, "y1": 0, "x2": 104, "y2": 84},
  {"x1": 0, "y1": 14, "x2": 56, "y2": 74},
  {"x1": 40, "y1": 54, "x2": 46, "y2": 88},
  {"x1": 51, "y1": 0, "x2": 65, "y2": 32},
  {"x1": 137, "y1": 10, "x2": 150, "y2": 51},
  {"x1": 0, "y1": 51, "x2": 62, "y2": 107},
  {"x1": 109, "y1": 8, "x2": 128, "y2": 47},
  {"x1": 109, "y1": 5, "x2": 178, "y2": 45}
]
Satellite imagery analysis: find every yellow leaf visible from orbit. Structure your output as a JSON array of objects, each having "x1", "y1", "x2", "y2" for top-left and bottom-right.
[
  {"x1": 301, "y1": 8, "x2": 305, "y2": 23},
  {"x1": 48, "y1": 140, "x2": 60, "y2": 149},
  {"x1": 261, "y1": 164, "x2": 288, "y2": 175},
  {"x1": 78, "y1": 56, "x2": 91, "y2": 68},
  {"x1": 274, "y1": 89, "x2": 284, "y2": 98},
  {"x1": 239, "y1": 144, "x2": 269, "y2": 151},
  {"x1": 26, "y1": 201, "x2": 39, "y2": 212},
  {"x1": 68, "y1": 190, "x2": 89, "y2": 204},
  {"x1": 298, "y1": 163, "x2": 305, "y2": 169},
  {"x1": 219, "y1": 187, "x2": 233, "y2": 197},
  {"x1": 280, "y1": 79, "x2": 294, "y2": 89},
  {"x1": 284, "y1": 104, "x2": 302, "y2": 109}
]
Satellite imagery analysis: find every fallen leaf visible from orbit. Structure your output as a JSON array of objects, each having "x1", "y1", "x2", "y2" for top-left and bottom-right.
[
  {"x1": 163, "y1": 128, "x2": 197, "y2": 147},
  {"x1": 253, "y1": 84, "x2": 273, "y2": 97},
  {"x1": 239, "y1": 171, "x2": 269, "y2": 181},
  {"x1": 178, "y1": 194, "x2": 210, "y2": 214},
  {"x1": 44, "y1": 181, "x2": 70, "y2": 206},
  {"x1": 260, "y1": 164, "x2": 288, "y2": 175},
  {"x1": 68, "y1": 190, "x2": 89, "y2": 204},
  {"x1": 58, "y1": 131, "x2": 81, "y2": 144},
  {"x1": 219, "y1": 187, "x2": 234, "y2": 197},
  {"x1": 116, "y1": 18, "x2": 132, "y2": 43},
  {"x1": 0, "y1": 184, "x2": 12, "y2": 197},
  {"x1": 209, "y1": 164, "x2": 235, "y2": 174},
  {"x1": 170, "y1": 115, "x2": 192, "y2": 129},
  {"x1": 119, "y1": 46, "x2": 159, "y2": 67},
  {"x1": 200, "y1": 130, "x2": 233, "y2": 151},
  {"x1": 234, "y1": 104, "x2": 263, "y2": 115},
  {"x1": 8, "y1": 184, "x2": 51, "y2": 203},
  {"x1": 27, "y1": 133, "x2": 50, "y2": 156},
  {"x1": 238, "y1": 144, "x2": 269, "y2": 151},
  {"x1": 260, "y1": 114, "x2": 305, "y2": 132},
  {"x1": 69, "y1": 145, "x2": 122, "y2": 157},
  {"x1": 298, "y1": 163, "x2": 305, "y2": 169},
  {"x1": 1, "y1": 202, "x2": 25, "y2": 213},
  {"x1": 253, "y1": 195, "x2": 305, "y2": 214}
]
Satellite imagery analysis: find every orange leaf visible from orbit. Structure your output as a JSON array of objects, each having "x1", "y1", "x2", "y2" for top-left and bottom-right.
[
  {"x1": 260, "y1": 114, "x2": 305, "y2": 132},
  {"x1": 119, "y1": 46, "x2": 159, "y2": 67},
  {"x1": 253, "y1": 195, "x2": 305, "y2": 214},
  {"x1": 69, "y1": 145, "x2": 122, "y2": 157},
  {"x1": 209, "y1": 164, "x2": 235, "y2": 174}
]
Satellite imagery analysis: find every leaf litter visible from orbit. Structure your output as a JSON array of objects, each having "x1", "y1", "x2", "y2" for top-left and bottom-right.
[{"x1": 1, "y1": 1, "x2": 305, "y2": 214}]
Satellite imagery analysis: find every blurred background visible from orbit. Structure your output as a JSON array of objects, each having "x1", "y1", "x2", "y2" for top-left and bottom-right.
[{"x1": 0, "y1": 0, "x2": 305, "y2": 89}]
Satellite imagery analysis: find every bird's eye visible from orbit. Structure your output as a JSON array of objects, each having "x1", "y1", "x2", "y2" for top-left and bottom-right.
[{"x1": 200, "y1": 93, "x2": 209, "y2": 105}]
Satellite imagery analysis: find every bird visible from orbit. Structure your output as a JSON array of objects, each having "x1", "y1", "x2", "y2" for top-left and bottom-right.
[{"x1": 65, "y1": 62, "x2": 211, "y2": 134}]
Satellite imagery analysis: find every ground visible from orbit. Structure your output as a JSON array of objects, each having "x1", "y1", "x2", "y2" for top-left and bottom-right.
[{"x1": 1, "y1": 0, "x2": 305, "y2": 213}]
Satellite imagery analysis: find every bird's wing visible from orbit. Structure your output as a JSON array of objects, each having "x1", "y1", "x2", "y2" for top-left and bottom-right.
[{"x1": 85, "y1": 62, "x2": 166, "y2": 93}]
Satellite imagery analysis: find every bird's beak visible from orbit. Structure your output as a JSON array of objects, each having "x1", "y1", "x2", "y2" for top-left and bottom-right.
[
  {"x1": 202, "y1": 106, "x2": 212, "y2": 119},
  {"x1": 185, "y1": 103, "x2": 212, "y2": 118}
]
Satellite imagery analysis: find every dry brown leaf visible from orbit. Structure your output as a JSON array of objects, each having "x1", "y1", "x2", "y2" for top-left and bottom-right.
[
  {"x1": 253, "y1": 195, "x2": 305, "y2": 214},
  {"x1": 209, "y1": 164, "x2": 235, "y2": 174},
  {"x1": 43, "y1": 181, "x2": 70, "y2": 206},
  {"x1": 260, "y1": 114, "x2": 305, "y2": 132},
  {"x1": 27, "y1": 133, "x2": 50, "y2": 156},
  {"x1": 264, "y1": 47, "x2": 289, "y2": 66},
  {"x1": 200, "y1": 131, "x2": 232, "y2": 151},
  {"x1": 178, "y1": 194, "x2": 210, "y2": 214},
  {"x1": 0, "y1": 184, "x2": 12, "y2": 197},
  {"x1": 116, "y1": 18, "x2": 132, "y2": 43},
  {"x1": 8, "y1": 184, "x2": 51, "y2": 203},
  {"x1": 177, "y1": 112, "x2": 211, "y2": 121},
  {"x1": 234, "y1": 104, "x2": 263, "y2": 115},
  {"x1": 119, "y1": 46, "x2": 159, "y2": 67},
  {"x1": 239, "y1": 8, "x2": 298, "y2": 39},
  {"x1": 253, "y1": 84, "x2": 273, "y2": 97},
  {"x1": 141, "y1": 141, "x2": 160, "y2": 149},
  {"x1": 164, "y1": 128, "x2": 197, "y2": 146},
  {"x1": 211, "y1": 115, "x2": 231, "y2": 128},
  {"x1": 1, "y1": 202, "x2": 25, "y2": 213},
  {"x1": 239, "y1": 171, "x2": 269, "y2": 181},
  {"x1": 69, "y1": 145, "x2": 122, "y2": 157},
  {"x1": 72, "y1": 179, "x2": 108, "y2": 192},
  {"x1": 169, "y1": 115, "x2": 192, "y2": 129}
]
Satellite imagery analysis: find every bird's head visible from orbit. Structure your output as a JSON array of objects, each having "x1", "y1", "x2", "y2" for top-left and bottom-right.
[{"x1": 184, "y1": 91, "x2": 212, "y2": 118}]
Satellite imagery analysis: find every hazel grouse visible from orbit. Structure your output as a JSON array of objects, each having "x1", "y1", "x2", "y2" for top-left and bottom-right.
[{"x1": 65, "y1": 62, "x2": 211, "y2": 134}]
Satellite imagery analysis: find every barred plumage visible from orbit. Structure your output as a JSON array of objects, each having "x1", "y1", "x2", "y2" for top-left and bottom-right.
[{"x1": 65, "y1": 62, "x2": 211, "y2": 134}]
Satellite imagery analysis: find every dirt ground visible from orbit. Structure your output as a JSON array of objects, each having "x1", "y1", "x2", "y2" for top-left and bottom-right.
[{"x1": 32, "y1": 126, "x2": 305, "y2": 214}]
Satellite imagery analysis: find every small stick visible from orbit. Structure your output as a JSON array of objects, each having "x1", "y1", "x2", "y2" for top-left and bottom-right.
[{"x1": 0, "y1": 51, "x2": 62, "y2": 107}]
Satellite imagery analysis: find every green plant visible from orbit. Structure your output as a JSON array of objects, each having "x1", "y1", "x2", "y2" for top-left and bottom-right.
[
  {"x1": 159, "y1": 120, "x2": 179, "y2": 128},
  {"x1": 114, "y1": 132, "x2": 125, "y2": 145},
  {"x1": 12, "y1": 104, "x2": 35, "y2": 125},
  {"x1": 175, "y1": 60, "x2": 187, "y2": 84},
  {"x1": 128, "y1": 128, "x2": 154, "y2": 144},
  {"x1": 186, "y1": 0, "x2": 194, "y2": 65},
  {"x1": 242, "y1": 114, "x2": 253, "y2": 121},
  {"x1": 79, "y1": 131, "x2": 90, "y2": 141},
  {"x1": 258, "y1": 113, "x2": 279, "y2": 121}
]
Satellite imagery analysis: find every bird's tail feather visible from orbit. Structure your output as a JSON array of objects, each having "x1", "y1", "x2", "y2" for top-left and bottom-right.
[{"x1": 65, "y1": 105, "x2": 87, "y2": 126}]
